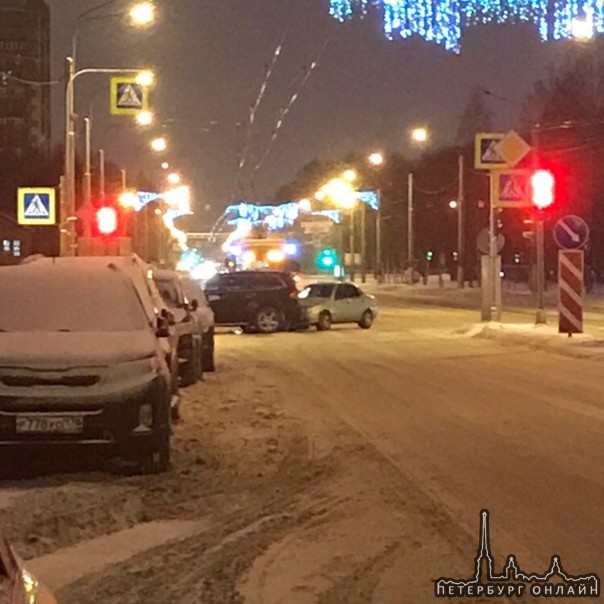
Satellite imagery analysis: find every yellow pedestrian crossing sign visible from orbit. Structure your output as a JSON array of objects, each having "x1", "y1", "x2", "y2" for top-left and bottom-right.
[
  {"x1": 18, "y1": 188, "x2": 56, "y2": 225},
  {"x1": 111, "y1": 77, "x2": 149, "y2": 115},
  {"x1": 492, "y1": 170, "x2": 531, "y2": 208}
]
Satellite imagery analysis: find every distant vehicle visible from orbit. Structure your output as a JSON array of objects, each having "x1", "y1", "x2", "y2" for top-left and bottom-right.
[
  {"x1": 204, "y1": 271, "x2": 307, "y2": 334},
  {"x1": 298, "y1": 282, "x2": 378, "y2": 330},
  {"x1": 179, "y1": 276, "x2": 216, "y2": 372},
  {"x1": 0, "y1": 262, "x2": 172, "y2": 474},
  {"x1": 22, "y1": 254, "x2": 182, "y2": 418},
  {"x1": 1, "y1": 530, "x2": 58, "y2": 602},
  {"x1": 153, "y1": 270, "x2": 215, "y2": 383}
]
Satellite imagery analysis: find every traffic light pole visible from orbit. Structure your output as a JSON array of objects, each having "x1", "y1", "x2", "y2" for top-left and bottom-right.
[
  {"x1": 489, "y1": 172, "x2": 501, "y2": 321},
  {"x1": 535, "y1": 217, "x2": 546, "y2": 324}
]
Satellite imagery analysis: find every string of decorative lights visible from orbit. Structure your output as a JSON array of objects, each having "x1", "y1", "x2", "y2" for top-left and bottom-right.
[{"x1": 329, "y1": 0, "x2": 602, "y2": 52}]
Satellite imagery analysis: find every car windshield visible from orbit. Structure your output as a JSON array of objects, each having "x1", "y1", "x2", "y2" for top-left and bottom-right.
[
  {"x1": 302, "y1": 284, "x2": 335, "y2": 298},
  {"x1": 0, "y1": 268, "x2": 149, "y2": 332}
]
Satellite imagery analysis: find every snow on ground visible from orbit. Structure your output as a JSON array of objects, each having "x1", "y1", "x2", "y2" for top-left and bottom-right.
[{"x1": 1, "y1": 303, "x2": 602, "y2": 603}]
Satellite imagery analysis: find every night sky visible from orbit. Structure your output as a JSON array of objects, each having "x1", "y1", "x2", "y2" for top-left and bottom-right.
[{"x1": 48, "y1": 0, "x2": 569, "y2": 225}]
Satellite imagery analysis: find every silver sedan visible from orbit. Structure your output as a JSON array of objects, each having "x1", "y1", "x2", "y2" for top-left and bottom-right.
[{"x1": 298, "y1": 282, "x2": 378, "y2": 330}]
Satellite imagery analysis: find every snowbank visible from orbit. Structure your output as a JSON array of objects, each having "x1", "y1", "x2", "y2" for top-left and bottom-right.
[{"x1": 469, "y1": 322, "x2": 604, "y2": 360}]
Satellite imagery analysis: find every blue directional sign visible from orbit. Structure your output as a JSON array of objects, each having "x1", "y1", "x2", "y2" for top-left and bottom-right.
[
  {"x1": 554, "y1": 215, "x2": 590, "y2": 250},
  {"x1": 17, "y1": 188, "x2": 56, "y2": 225}
]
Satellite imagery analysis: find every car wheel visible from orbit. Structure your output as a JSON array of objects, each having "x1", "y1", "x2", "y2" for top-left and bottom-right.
[
  {"x1": 316, "y1": 311, "x2": 332, "y2": 331},
  {"x1": 180, "y1": 344, "x2": 201, "y2": 387},
  {"x1": 140, "y1": 432, "x2": 171, "y2": 475},
  {"x1": 255, "y1": 307, "x2": 281, "y2": 334},
  {"x1": 202, "y1": 330, "x2": 215, "y2": 372},
  {"x1": 359, "y1": 309, "x2": 373, "y2": 329}
]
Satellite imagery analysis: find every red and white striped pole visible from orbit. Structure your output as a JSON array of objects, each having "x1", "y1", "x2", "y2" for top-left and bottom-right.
[{"x1": 558, "y1": 250, "x2": 584, "y2": 335}]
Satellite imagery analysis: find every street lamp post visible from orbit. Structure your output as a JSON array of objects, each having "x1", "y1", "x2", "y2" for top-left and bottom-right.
[
  {"x1": 407, "y1": 172, "x2": 414, "y2": 268},
  {"x1": 457, "y1": 154, "x2": 465, "y2": 289},
  {"x1": 83, "y1": 117, "x2": 92, "y2": 238},
  {"x1": 63, "y1": 66, "x2": 150, "y2": 254},
  {"x1": 61, "y1": 1, "x2": 156, "y2": 256},
  {"x1": 349, "y1": 206, "x2": 356, "y2": 282},
  {"x1": 99, "y1": 149, "x2": 106, "y2": 198}
]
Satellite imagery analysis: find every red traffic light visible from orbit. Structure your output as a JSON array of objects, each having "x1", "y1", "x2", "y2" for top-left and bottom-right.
[
  {"x1": 96, "y1": 206, "x2": 118, "y2": 235},
  {"x1": 531, "y1": 170, "x2": 555, "y2": 209}
]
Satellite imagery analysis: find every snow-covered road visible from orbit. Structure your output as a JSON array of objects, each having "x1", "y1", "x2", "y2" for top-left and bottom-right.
[{"x1": 1, "y1": 303, "x2": 602, "y2": 602}]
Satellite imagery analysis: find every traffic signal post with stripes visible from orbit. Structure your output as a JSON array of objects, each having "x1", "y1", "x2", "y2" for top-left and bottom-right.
[{"x1": 558, "y1": 250, "x2": 584, "y2": 335}]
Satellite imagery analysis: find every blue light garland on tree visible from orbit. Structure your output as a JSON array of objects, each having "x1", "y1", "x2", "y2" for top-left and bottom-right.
[{"x1": 329, "y1": 0, "x2": 603, "y2": 51}]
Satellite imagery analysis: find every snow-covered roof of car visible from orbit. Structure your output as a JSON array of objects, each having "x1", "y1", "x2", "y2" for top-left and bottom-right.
[
  {"x1": 152, "y1": 269, "x2": 178, "y2": 281},
  {"x1": 20, "y1": 255, "x2": 166, "y2": 322},
  {"x1": 0, "y1": 262, "x2": 150, "y2": 332}
]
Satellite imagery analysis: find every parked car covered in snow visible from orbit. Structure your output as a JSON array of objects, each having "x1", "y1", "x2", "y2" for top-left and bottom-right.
[
  {"x1": 153, "y1": 269, "x2": 206, "y2": 385},
  {"x1": 179, "y1": 275, "x2": 216, "y2": 372},
  {"x1": 0, "y1": 529, "x2": 57, "y2": 603},
  {"x1": 0, "y1": 261, "x2": 173, "y2": 474},
  {"x1": 22, "y1": 254, "x2": 182, "y2": 418}
]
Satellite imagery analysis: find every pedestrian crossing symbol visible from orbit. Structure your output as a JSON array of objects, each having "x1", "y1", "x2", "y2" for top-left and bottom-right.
[
  {"x1": 493, "y1": 170, "x2": 530, "y2": 208},
  {"x1": 18, "y1": 188, "x2": 56, "y2": 225},
  {"x1": 474, "y1": 133, "x2": 506, "y2": 169},
  {"x1": 111, "y1": 77, "x2": 149, "y2": 115}
]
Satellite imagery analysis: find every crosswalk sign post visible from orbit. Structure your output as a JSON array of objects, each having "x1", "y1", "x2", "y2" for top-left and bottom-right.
[
  {"x1": 110, "y1": 77, "x2": 149, "y2": 115},
  {"x1": 17, "y1": 188, "x2": 56, "y2": 225},
  {"x1": 475, "y1": 131, "x2": 532, "y2": 322}
]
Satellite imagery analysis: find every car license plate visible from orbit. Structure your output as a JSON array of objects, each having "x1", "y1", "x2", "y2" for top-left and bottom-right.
[{"x1": 15, "y1": 415, "x2": 84, "y2": 434}]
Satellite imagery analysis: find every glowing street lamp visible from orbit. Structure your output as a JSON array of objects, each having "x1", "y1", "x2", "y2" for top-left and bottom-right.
[
  {"x1": 136, "y1": 69, "x2": 155, "y2": 87},
  {"x1": 410, "y1": 127, "x2": 429, "y2": 144},
  {"x1": 161, "y1": 161, "x2": 169, "y2": 170},
  {"x1": 448, "y1": 200, "x2": 458, "y2": 209},
  {"x1": 343, "y1": 168, "x2": 358, "y2": 183},
  {"x1": 167, "y1": 172, "x2": 181, "y2": 185},
  {"x1": 368, "y1": 152, "x2": 385, "y2": 166},
  {"x1": 298, "y1": 198, "x2": 312, "y2": 212},
  {"x1": 129, "y1": 2, "x2": 155, "y2": 26},
  {"x1": 572, "y1": 15, "x2": 594, "y2": 40},
  {"x1": 151, "y1": 137, "x2": 167, "y2": 152},
  {"x1": 135, "y1": 110, "x2": 154, "y2": 126}
]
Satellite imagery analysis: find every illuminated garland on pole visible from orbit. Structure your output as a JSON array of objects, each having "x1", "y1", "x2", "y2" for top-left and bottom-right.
[{"x1": 329, "y1": 0, "x2": 601, "y2": 51}]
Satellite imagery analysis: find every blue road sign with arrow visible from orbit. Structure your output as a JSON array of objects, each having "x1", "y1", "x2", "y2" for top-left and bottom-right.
[{"x1": 553, "y1": 215, "x2": 589, "y2": 250}]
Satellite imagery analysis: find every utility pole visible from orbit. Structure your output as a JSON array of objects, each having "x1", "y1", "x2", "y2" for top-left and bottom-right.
[
  {"x1": 120, "y1": 168, "x2": 127, "y2": 192},
  {"x1": 407, "y1": 172, "x2": 414, "y2": 268},
  {"x1": 83, "y1": 117, "x2": 92, "y2": 239},
  {"x1": 99, "y1": 149, "x2": 105, "y2": 198},
  {"x1": 532, "y1": 125, "x2": 547, "y2": 325},
  {"x1": 349, "y1": 206, "x2": 356, "y2": 282},
  {"x1": 361, "y1": 201, "x2": 367, "y2": 283},
  {"x1": 376, "y1": 189, "x2": 382, "y2": 282},
  {"x1": 488, "y1": 173, "x2": 501, "y2": 321},
  {"x1": 457, "y1": 154, "x2": 465, "y2": 288}
]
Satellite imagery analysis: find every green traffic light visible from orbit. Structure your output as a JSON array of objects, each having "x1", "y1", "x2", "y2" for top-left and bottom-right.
[{"x1": 317, "y1": 248, "x2": 337, "y2": 269}]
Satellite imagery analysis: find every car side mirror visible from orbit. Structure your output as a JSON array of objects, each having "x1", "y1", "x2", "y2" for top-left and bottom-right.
[
  {"x1": 156, "y1": 316, "x2": 171, "y2": 338},
  {"x1": 189, "y1": 299, "x2": 199, "y2": 311},
  {"x1": 160, "y1": 308, "x2": 175, "y2": 325}
]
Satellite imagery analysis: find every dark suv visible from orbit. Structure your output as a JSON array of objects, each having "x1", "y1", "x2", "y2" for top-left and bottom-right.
[{"x1": 204, "y1": 271, "x2": 306, "y2": 333}]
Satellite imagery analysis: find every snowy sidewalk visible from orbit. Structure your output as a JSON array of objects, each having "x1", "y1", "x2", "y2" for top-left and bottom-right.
[{"x1": 458, "y1": 322, "x2": 604, "y2": 360}]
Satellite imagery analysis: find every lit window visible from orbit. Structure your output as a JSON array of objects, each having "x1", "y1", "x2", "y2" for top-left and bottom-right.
[
  {"x1": 13, "y1": 240, "x2": 20, "y2": 257},
  {"x1": 2, "y1": 240, "x2": 9, "y2": 252}
]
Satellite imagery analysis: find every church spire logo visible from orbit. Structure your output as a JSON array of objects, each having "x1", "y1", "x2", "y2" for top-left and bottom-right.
[{"x1": 435, "y1": 510, "x2": 600, "y2": 599}]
